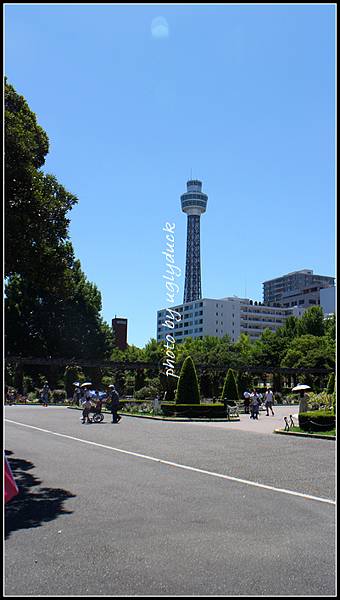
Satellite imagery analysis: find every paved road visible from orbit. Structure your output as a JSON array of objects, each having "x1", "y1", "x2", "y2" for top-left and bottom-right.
[
  {"x1": 5, "y1": 406, "x2": 336, "y2": 596},
  {"x1": 188, "y1": 404, "x2": 299, "y2": 434}
]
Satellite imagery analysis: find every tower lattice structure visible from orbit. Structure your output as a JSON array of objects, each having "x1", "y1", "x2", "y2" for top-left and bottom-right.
[{"x1": 181, "y1": 179, "x2": 208, "y2": 303}]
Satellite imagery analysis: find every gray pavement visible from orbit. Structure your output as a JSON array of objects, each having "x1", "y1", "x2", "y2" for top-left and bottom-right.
[{"x1": 4, "y1": 406, "x2": 336, "y2": 596}]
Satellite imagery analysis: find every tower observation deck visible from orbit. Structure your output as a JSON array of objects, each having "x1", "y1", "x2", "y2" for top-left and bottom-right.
[{"x1": 181, "y1": 179, "x2": 208, "y2": 303}]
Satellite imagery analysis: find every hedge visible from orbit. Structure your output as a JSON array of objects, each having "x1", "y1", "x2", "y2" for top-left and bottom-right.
[
  {"x1": 161, "y1": 402, "x2": 226, "y2": 418},
  {"x1": 221, "y1": 369, "x2": 239, "y2": 403},
  {"x1": 298, "y1": 410, "x2": 335, "y2": 432},
  {"x1": 175, "y1": 356, "x2": 200, "y2": 405}
]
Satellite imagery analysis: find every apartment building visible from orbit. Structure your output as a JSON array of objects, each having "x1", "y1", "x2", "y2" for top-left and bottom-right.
[
  {"x1": 263, "y1": 269, "x2": 335, "y2": 307},
  {"x1": 156, "y1": 297, "x2": 304, "y2": 344}
]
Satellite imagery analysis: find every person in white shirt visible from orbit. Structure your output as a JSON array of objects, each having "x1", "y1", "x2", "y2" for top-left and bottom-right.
[
  {"x1": 243, "y1": 390, "x2": 251, "y2": 414},
  {"x1": 264, "y1": 389, "x2": 274, "y2": 416},
  {"x1": 250, "y1": 390, "x2": 260, "y2": 419}
]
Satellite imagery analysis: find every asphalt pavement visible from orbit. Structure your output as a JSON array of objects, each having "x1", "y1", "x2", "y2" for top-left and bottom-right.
[{"x1": 4, "y1": 405, "x2": 336, "y2": 596}]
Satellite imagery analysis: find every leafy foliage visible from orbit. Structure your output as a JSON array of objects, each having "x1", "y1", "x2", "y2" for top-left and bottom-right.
[
  {"x1": 5, "y1": 80, "x2": 114, "y2": 362},
  {"x1": 221, "y1": 369, "x2": 239, "y2": 403},
  {"x1": 175, "y1": 356, "x2": 200, "y2": 404}
]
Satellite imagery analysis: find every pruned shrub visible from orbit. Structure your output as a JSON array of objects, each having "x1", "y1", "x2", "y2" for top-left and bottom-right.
[
  {"x1": 298, "y1": 410, "x2": 335, "y2": 432},
  {"x1": 134, "y1": 385, "x2": 159, "y2": 400},
  {"x1": 221, "y1": 369, "x2": 239, "y2": 404},
  {"x1": 175, "y1": 356, "x2": 200, "y2": 405},
  {"x1": 51, "y1": 389, "x2": 67, "y2": 403},
  {"x1": 161, "y1": 403, "x2": 226, "y2": 418}
]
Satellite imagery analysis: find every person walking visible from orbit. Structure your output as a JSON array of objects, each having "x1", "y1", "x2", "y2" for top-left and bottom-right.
[
  {"x1": 250, "y1": 390, "x2": 260, "y2": 419},
  {"x1": 243, "y1": 390, "x2": 251, "y2": 414},
  {"x1": 109, "y1": 385, "x2": 121, "y2": 424},
  {"x1": 81, "y1": 396, "x2": 92, "y2": 424},
  {"x1": 264, "y1": 388, "x2": 275, "y2": 416},
  {"x1": 41, "y1": 383, "x2": 50, "y2": 407}
]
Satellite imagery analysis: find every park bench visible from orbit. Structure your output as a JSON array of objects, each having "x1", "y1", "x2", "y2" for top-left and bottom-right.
[{"x1": 224, "y1": 400, "x2": 239, "y2": 420}]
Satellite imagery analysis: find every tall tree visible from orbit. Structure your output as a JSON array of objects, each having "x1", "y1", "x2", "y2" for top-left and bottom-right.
[
  {"x1": 5, "y1": 80, "x2": 76, "y2": 289},
  {"x1": 297, "y1": 306, "x2": 325, "y2": 337},
  {"x1": 5, "y1": 80, "x2": 113, "y2": 360}
]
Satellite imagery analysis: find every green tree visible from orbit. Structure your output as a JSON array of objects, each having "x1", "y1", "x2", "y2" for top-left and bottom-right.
[
  {"x1": 252, "y1": 328, "x2": 288, "y2": 369},
  {"x1": 221, "y1": 368, "x2": 239, "y2": 403},
  {"x1": 281, "y1": 335, "x2": 335, "y2": 371},
  {"x1": 175, "y1": 356, "x2": 200, "y2": 404},
  {"x1": 5, "y1": 80, "x2": 76, "y2": 289},
  {"x1": 327, "y1": 372, "x2": 335, "y2": 395},
  {"x1": 324, "y1": 314, "x2": 336, "y2": 341},
  {"x1": 297, "y1": 306, "x2": 325, "y2": 337},
  {"x1": 5, "y1": 81, "x2": 114, "y2": 361}
]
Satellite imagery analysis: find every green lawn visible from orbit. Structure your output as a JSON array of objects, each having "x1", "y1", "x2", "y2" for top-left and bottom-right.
[{"x1": 289, "y1": 426, "x2": 336, "y2": 437}]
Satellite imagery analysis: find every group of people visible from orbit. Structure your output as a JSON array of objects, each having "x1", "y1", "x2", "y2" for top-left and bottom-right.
[
  {"x1": 243, "y1": 388, "x2": 275, "y2": 419},
  {"x1": 80, "y1": 384, "x2": 121, "y2": 425}
]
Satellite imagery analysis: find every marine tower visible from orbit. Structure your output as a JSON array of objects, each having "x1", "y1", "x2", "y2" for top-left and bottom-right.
[{"x1": 181, "y1": 179, "x2": 208, "y2": 303}]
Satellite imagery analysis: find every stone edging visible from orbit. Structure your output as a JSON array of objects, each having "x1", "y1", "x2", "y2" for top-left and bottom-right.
[{"x1": 274, "y1": 428, "x2": 335, "y2": 440}]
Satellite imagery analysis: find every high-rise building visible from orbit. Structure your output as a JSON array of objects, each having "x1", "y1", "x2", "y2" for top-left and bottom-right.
[
  {"x1": 263, "y1": 270, "x2": 335, "y2": 308},
  {"x1": 112, "y1": 317, "x2": 128, "y2": 350},
  {"x1": 181, "y1": 179, "x2": 208, "y2": 303},
  {"x1": 157, "y1": 297, "x2": 304, "y2": 344}
]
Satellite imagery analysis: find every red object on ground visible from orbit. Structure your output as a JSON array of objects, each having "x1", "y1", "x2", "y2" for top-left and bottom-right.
[{"x1": 4, "y1": 455, "x2": 19, "y2": 503}]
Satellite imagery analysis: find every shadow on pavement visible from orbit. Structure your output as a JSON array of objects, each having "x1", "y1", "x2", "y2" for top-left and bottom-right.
[{"x1": 5, "y1": 450, "x2": 76, "y2": 540}]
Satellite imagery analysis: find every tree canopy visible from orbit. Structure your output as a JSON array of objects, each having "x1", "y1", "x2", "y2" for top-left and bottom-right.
[{"x1": 5, "y1": 80, "x2": 113, "y2": 359}]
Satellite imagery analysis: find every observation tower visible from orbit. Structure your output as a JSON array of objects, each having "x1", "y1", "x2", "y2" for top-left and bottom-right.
[{"x1": 181, "y1": 179, "x2": 208, "y2": 303}]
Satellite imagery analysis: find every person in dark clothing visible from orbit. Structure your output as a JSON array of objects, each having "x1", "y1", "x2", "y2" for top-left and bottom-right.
[{"x1": 109, "y1": 385, "x2": 121, "y2": 423}]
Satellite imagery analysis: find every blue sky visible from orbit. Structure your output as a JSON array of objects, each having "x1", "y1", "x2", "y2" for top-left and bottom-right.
[{"x1": 5, "y1": 4, "x2": 336, "y2": 347}]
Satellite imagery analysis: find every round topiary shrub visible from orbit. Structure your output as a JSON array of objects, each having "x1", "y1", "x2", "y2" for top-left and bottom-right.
[{"x1": 175, "y1": 356, "x2": 200, "y2": 405}]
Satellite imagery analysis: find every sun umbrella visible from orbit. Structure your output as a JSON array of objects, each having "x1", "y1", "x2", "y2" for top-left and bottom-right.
[
  {"x1": 88, "y1": 390, "x2": 107, "y2": 399},
  {"x1": 291, "y1": 384, "x2": 311, "y2": 392},
  {"x1": 72, "y1": 382, "x2": 80, "y2": 387},
  {"x1": 80, "y1": 382, "x2": 92, "y2": 388}
]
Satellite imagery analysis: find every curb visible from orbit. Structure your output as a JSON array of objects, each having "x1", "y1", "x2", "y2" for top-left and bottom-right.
[
  {"x1": 66, "y1": 407, "x2": 239, "y2": 422},
  {"x1": 274, "y1": 428, "x2": 336, "y2": 440},
  {"x1": 119, "y1": 413, "x2": 240, "y2": 422}
]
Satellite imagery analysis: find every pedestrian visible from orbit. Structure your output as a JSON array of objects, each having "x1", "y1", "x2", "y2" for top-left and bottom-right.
[
  {"x1": 243, "y1": 390, "x2": 251, "y2": 414},
  {"x1": 94, "y1": 390, "x2": 103, "y2": 413},
  {"x1": 264, "y1": 389, "x2": 275, "y2": 416},
  {"x1": 109, "y1": 385, "x2": 121, "y2": 424},
  {"x1": 73, "y1": 386, "x2": 81, "y2": 406},
  {"x1": 81, "y1": 396, "x2": 92, "y2": 424},
  {"x1": 41, "y1": 382, "x2": 50, "y2": 407},
  {"x1": 250, "y1": 389, "x2": 260, "y2": 419},
  {"x1": 153, "y1": 394, "x2": 160, "y2": 415}
]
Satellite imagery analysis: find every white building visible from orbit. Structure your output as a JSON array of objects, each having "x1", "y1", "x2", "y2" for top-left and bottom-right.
[
  {"x1": 320, "y1": 286, "x2": 336, "y2": 316},
  {"x1": 157, "y1": 297, "x2": 305, "y2": 344}
]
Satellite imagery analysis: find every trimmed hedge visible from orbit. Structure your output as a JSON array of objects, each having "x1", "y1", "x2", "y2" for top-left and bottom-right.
[
  {"x1": 161, "y1": 402, "x2": 226, "y2": 418},
  {"x1": 175, "y1": 356, "x2": 200, "y2": 405},
  {"x1": 51, "y1": 389, "x2": 67, "y2": 403},
  {"x1": 298, "y1": 410, "x2": 335, "y2": 432},
  {"x1": 221, "y1": 369, "x2": 239, "y2": 403}
]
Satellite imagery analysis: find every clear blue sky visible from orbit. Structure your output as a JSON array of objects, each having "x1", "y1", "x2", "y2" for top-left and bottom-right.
[{"x1": 5, "y1": 4, "x2": 336, "y2": 347}]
